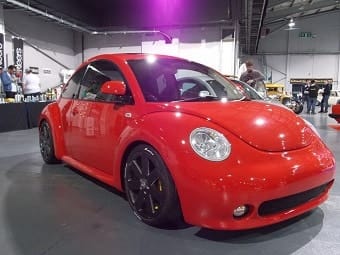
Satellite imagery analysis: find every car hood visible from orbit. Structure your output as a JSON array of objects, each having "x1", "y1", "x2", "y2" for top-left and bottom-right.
[{"x1": 145, "y1": 100, "x2": 314, "y2": 152}]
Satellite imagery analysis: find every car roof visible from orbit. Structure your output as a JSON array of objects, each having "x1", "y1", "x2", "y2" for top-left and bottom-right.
[{"x1": 87, "y1": 53, "x2": 182, "y2": 62}]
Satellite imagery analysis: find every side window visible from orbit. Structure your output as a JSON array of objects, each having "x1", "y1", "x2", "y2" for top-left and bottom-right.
[
  {"x1": 61, "y1": 66, "x2": 86, "y2": 99},
  {"x1": 78, "y1": 60, "x2": 127, "y2": 102},
  {"x1": 180, "y1": 80, "x2": 206, "y2": 98}
]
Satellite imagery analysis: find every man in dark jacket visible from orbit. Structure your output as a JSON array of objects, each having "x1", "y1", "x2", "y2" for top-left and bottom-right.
[
  {"x1": 319, "y1": 80, "x2": 332, "y2": 113},
  {"x1": 307, "y1": 80, "x2": 319, "y2": 114},
  {"x1": 303, "y1": 81, "x2": 311, "y2": 113}
]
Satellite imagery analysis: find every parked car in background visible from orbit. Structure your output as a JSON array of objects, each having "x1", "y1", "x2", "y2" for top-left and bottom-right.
[
  {"x1": 265, "y1": 83, "x2": 304, "y2": 114},
  {"x1": 229, "y1": 78, "x2": 264, "y2": 100},
  {"x1": 230, "y1": 79, "x2": 304, "y2": 114},
  {"x1": 39, "y1": 54, "x2": 335, "y2": 230},
  {"x1": 329, "y1": 103, "x2": 340, "y2": 123},
  {"x1": 225, "y1": 75, "x2": 267, "y2": 99},
  {"x1": 317, "y1": 90, "x2": 340, "y2": 106}
]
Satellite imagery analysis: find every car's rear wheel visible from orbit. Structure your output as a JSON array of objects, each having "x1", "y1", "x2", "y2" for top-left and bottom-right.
[
  {"x1": 124, "y1": 144, "x2": 182, "y2": 228},
  {"x1": 292, "y1": 101, "x2": 304, "y2": 114},
  {"x1": 39, "y1": 121, "x2": 60, "y2": 164}
]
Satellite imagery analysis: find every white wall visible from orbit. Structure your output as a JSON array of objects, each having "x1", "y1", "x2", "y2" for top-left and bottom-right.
[
  {"x1": 257, "y1": 11, "x2": 340, "y2": 91},
  {"x1": 3, "y1": 9, "x2": 237, "y2": 90},
  {"x1": 3, "y1": 10, "x2": 76, "y2": 91},
  {"x1": 75, "y1": 26, "x2": 236, "y2": 75}
]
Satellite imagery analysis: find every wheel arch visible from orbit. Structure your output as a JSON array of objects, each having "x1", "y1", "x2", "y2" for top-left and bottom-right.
[
  {"x1": 119, "y1": 140, "x2": 160, "y2": 192},
  {"x1": 38, "y1": 103, "x2": 65, "y2": 159}
]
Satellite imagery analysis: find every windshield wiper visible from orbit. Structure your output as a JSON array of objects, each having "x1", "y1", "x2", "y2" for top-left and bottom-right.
[{"x1": 177, "y1": 95, "x2": 220, "y2": 102}]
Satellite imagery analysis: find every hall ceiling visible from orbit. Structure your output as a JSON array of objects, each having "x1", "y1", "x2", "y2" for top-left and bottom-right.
[
  {"x1": 1, "y1": 0, "x2": 340, "y2": 55},
  {"x1": 263, "y1": 0, "x2": 340, "y2": 36},
  {"x1": 2, "y1": 0, "x2": 235, "y2": 29},
  {"x1": 239, "y1": 0, "x2": 340, "y2": 55}
]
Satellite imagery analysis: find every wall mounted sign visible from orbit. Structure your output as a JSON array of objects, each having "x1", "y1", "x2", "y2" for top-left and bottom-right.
[
  {"x1": 42, "y1": 68, "x2": 52, "y2": 74},
  {"x1": 13, "y1": 37, "x2": 24, "y2": 73},
  {"x1": 29, "y1": 66, "x2": 39, "y2": 74},
  {"x1": 299, "y1": 32, "x2": 312, "y2": 38},
  {"x1": 290, "y1": 78, "x2": 333, "y2": 84}
]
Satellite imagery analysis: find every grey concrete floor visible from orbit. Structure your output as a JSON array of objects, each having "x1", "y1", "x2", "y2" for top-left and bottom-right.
[{"x1": 0, "y1": 113, "x2": 339, "y2": 255}]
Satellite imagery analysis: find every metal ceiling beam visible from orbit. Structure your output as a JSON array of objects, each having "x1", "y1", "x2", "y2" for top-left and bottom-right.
[
  {"x1": 3, "y1": 0, "x2": 174, "y2": 43},
  {"x1": 238, "y1": 0, "x2": 267, "y2": 55},
  {"x1": 5, "y1": 0, "x2": 91, "y2": 33},
  {"x1": 267, "y1": 0, "x2": 290, "y2": 8},
  {"x1": 266, "y1": 0, "x2": 338, "y2": 22},
  {"x1": 264, "y1": 7, "x2": 340, "y2": 26},
  {"x1": 255, "y1": 0, "x2": 268, "y2": 53}
]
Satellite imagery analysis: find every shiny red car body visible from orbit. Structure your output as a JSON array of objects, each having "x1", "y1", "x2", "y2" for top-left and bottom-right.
[{"x1": 39, "y1": 54, "x2": 335, "y2": 230}]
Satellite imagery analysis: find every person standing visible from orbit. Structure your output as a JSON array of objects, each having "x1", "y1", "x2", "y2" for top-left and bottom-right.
[
  {"x1": 0, "y1": 67, "x2": 3, "y2": 94},
  {"x1": 307, "y1": 80, "x2": 318, "y2": 114},
  {"x1": 0, "y1": 65, "x2": 17, "y2": 98},
  {"x1": 22, "y1": 68, "x2": 41, "y2": 99},
  {"x1": 303, "y1": 81, "x2": 311, "y2": 113},
  {"x1": 319, "y1": 80, "x2": 332, "y2": 113},
  {"x1": 239, "y1": 60, "x2": 265, "y2": 88}
]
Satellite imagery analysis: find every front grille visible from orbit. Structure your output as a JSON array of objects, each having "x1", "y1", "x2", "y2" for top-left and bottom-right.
[{"x1": 258, "y1": 182, "x2": 331, "y2": 216}]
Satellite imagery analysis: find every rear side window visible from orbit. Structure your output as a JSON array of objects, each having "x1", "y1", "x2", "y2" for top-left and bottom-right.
[
  {"x1": 61, "y1": 66, "x2": 86, "y2": 99},
  {"x1": 78, "y1": 60, "x2": 128, "y2": 102}
]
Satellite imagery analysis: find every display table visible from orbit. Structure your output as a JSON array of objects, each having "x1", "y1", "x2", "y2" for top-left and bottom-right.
[
  {"x1": 25, "y1": 102, "x2": 50, "y2": 128},
  {"x1": 0, "y1": 102, "x2": 51, "y2": 133}
]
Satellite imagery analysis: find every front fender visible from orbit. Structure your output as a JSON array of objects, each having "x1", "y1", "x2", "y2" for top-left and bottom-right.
[
  {"x1": 39, "y1": 102, "x2": 65, "y2": 159},
  {"x1": 111, "y1": 111, "x2": 219, "y2": 190}
]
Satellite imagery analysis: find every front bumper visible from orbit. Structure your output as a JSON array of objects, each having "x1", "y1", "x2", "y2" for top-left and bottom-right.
[{"x1": 171, "y1": 137, "x2": 335, "y2": 230}]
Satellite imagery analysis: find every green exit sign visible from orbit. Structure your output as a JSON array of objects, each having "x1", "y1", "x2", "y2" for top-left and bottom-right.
[{"x1": 299, "y1": 32, "x2": 312, "y2": 38}]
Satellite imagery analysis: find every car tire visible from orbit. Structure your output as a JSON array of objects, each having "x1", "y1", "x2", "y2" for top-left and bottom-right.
[
  {"x1": 124, "y1": 144, "x2": 182, "y2": 228},
  {"x1": 282, "y1": 97, "x2": 290, "y2": 106},
  {"x1": 293, "y1": 102, "x2": 303, "y2": 114},
  {"x1": 39, "y1": 121, "x2": 60, "y2": 164}
]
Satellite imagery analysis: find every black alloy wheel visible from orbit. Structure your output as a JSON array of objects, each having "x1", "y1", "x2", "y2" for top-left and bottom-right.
[
  {"x1": 124, "y1": 144, "x2": 182, "y2": 227},
  {"x1": 39, "y1": 121, "x2": 60, "y2": 164},
  {"x1": 293, "y1": 101, "x2": 304, "y2": 114}
]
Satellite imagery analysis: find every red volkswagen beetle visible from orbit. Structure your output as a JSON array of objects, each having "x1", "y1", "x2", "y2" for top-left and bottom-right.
[{"x1": 39, "y1": 54, "x2": 335, "y2": 230}]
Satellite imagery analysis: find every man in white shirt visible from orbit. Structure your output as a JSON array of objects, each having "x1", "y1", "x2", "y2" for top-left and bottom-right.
[{"x1": 23, "y1": 68, "x2": 41, "y2": 98}]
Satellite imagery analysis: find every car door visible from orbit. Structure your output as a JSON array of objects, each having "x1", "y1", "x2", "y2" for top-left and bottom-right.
[
  {"x1": 68, "y1": 60, "x2": 133, "y2": 174},
  {"x1": 59, "y1": 65, "x2": 86, "y2": 155}
]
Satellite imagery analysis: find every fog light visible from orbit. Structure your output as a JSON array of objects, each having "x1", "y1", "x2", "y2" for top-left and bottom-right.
[{"x1": 233, "y1": 205, "x2": 248, "y2": 217}]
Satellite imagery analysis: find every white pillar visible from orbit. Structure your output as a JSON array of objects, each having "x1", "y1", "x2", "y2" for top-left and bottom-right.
[{"x1": 0, "y1": 4, "x2": 4, "y2": 34}]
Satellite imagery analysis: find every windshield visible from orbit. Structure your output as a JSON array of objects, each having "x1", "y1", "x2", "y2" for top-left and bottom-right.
[
  {"x1": 128, "y1": 57, "x2": 244, "y2": 102},
  {"x1": 231, "y1": 79, "x2": 263, "y2": 100}
]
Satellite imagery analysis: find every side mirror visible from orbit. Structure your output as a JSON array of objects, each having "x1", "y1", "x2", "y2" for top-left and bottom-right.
[{"x1": 100, "y1": 81, "x2": 126, "y2": 95}]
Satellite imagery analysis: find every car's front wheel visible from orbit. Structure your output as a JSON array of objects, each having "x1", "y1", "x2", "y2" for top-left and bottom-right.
[
  {"x1": 39, "y1": 121, "x2": 60, "y2": 164},
  {"x1": 124, "y1": 144, "x2": 182, "y2": 228}
]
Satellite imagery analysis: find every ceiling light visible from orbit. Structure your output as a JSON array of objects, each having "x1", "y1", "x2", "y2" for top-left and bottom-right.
[{"x1": 288, "y1": 18, "x2": 295, "y2": 28}]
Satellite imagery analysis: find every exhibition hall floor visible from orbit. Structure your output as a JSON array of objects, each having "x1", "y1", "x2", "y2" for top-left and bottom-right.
[{"x1": 0, "y1": 113, "x2": 339, "y2": 255}]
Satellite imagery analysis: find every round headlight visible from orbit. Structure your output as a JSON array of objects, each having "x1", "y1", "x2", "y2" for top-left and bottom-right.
[{"x1": 190, "y1": 127, "x2": 231, "y2": 161}]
